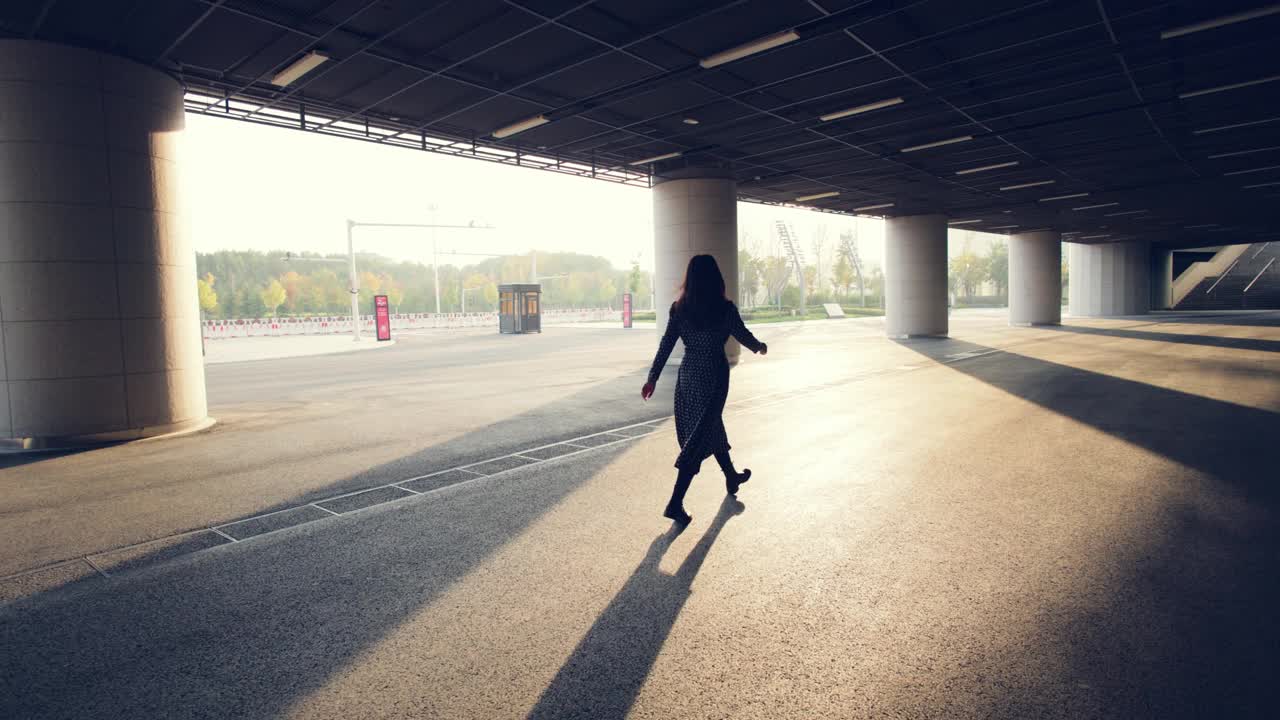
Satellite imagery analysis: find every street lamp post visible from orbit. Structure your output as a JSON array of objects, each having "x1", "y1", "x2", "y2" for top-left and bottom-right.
[{"x1": 344, "y1": 218, "x2": 495, "y2": 341}]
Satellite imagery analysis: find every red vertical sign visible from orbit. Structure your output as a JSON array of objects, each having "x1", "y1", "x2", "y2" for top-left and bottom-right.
[
  {"x1": 374, "y1": 295, "x2": 391, "y2": 341},
  {"x1": 622, "y1": 293, "x2": 633, "y2": 328}
]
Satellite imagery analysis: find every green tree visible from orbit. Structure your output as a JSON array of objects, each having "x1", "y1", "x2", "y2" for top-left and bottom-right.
[
  {"x1": 259, "y1": 278, "x2": 286, "y2": 317},
  {"x1": 197, "y1": 273, "x2": 218, "y2": 316},
  {"x1": 387, "y1": 283, "x2": 405, "y2": 312},
  {"x1": 831, "y1": 254, "x2": 854, "y2": 298},
  {"x1": 628, "y1": 261, "x2": 643, "y2": 293},
  {"x1": 987, "y1": 239, "x2": 1009, "y2": 298},
  {"x1": 949, "y1": 250, "x2": 988, "y2": 299}
]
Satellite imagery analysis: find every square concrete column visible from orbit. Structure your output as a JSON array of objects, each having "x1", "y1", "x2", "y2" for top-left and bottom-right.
[
  {"x1": 1067, "y1": 240, "x2": 1151, "y2": 317},
  {"x1": 0, "y1": 40, "x2": 209, "y2": 445},
  {"x1": 652, "y1": 169, "x2": 739, "y2": 364},
  {"x1": 1009, "y1": 230, "x2": 1062, "y2": 325},
  {"x1": 885, "y1": 214, "x2": 948, "y2": 338},
  {"x1": 1150, "y1": 247, "x2": 1173, "y2": 310}
]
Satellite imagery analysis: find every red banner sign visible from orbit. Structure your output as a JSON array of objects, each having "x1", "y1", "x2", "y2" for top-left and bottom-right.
[
  {"x1": 622, "y1": 293, "x2": 632, "y2": 328},
  {"x1": 374, "y1": 295, "x2": 391, "y2": 341}
]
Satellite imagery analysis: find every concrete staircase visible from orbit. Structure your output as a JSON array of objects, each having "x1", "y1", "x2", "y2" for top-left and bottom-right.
[{"x1": 1176, "y1": 242, "x2": 1280, "y2": 310}]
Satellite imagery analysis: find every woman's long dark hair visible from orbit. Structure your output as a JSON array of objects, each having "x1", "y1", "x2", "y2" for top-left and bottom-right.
[{"x1": 674, "y1": 254, "x2": 729, "y2": 328}]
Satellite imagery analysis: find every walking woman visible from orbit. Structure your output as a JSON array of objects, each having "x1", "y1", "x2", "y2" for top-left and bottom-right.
[{"x1": 641, "y1": 254, "x2": 768, "y2": 524}]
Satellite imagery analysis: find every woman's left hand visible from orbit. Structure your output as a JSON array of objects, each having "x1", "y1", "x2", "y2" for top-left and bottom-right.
[
  {"x1": 641, "y1": 382, "x2": 655, "y2": 400},
  {"x1": 758, "y1": 343, "x2": 768, "y2": 355}
]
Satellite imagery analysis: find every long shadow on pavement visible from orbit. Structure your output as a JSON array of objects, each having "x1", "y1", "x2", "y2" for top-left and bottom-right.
[
  {"x1": 526, "y1": 496, "x2": 744, "y2": 720},
  {"x1": 0, "y1": 440, "x2": 637, "y2": 720},
  {"x1": 1047, "y1": 323, "x2": 1280, "y2": 353},
  {"x1": 897, "y1": 335, "x2": 1280, "y2": 717}
]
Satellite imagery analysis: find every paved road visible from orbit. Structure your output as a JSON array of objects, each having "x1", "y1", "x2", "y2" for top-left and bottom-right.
[{"x1": 3, "y1": 310, "x2": 1278, "y2": 718}]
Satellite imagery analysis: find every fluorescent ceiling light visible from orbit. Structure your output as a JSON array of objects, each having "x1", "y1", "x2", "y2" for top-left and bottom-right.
[
  {"x1": 795, "y1": 191, "x2": 840, "y2": 202},
  {"x1": 682, "y1": 118, "x2": 700, "y2": 125},
  {"x1": 1105, "y1": 209, "x2": 1148, "y2": 216},
  {"x1": 700, "y1": 30, "x2": 800, "y2": 69},
  {"x1": 271, "y1": 51, "x2": 329, "y2": 87},
  {"x1": 1000, "y1": 180, "x2": 1056, "y2": 190},
  {"x1": 1160, "y1": 5, "x2": 1280, "y2": 39},
  {"x1": 1243, "y1": 180, "x2": 1280, "y2": 188},
  {"x1": 819, "y1": 97, "x2": 904, "y2": 122},
  {"x1": 629, "y1": 151, "x2": 683, "y2": 165},
  {"x1": 955, "y1": 161, "x2": 1019, "y2": 175},
  {"x1": 901, "y1": 135, "x2": 973, "y2": 153},
  {"x1": 1039, "y1": 192, "x2": 1090, "y2": 201},
  {"x1": 1079, "y1": 234, "x2": 1111, "y2": 240},
  {"x1": 1178, "y1": 74, "x2": 1280, "y2": 99},
  {"x1": 989, "y1": 224, "x2": 1018, "y2": 229},
  {"x1": 1208, "y1": 145, "x2": 1280, "y2": 158},
  {"x1": 1072, "y1": 202, "x2": 1120, "y2": 210},
  {"x1": 1224, "y1": 164, "x2": 1280, "y2": 175},
  {"x1": 1194, "y1": 116, "x2": 1280, "y2": 134},
  {"x1": 853, "y1": 202, "x2": 894, "y2": 212},
  {"x1": 948, "y1": 219, "x2": 983, "y2": 225},
  {"x1": 493, "y1": 114, "x2": 549, "y2": 139},
  {"x1": 1020, "y1": 228, "x2": 1051, "y2": 233}
]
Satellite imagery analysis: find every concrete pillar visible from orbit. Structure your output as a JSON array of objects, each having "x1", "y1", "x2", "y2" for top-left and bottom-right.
[
  {"x1": 1009, "y1": 230, "x2": 1062, "y2": 325},
  {"x1": 1150, "y1": 247, "x2": 1173, "y2": 310},
  {"x1": 884, "y1": 214, "x2": 948, "y2": 338},
  {"x1": 652, "y1": 169, "x2": 739, "y2": 364},
  {"x1": 1067, "y1": 240, "x2": 1151, "y2": 317},
  {"x1": 0, "y1": 40, "x2": 209, "y2": 445}
]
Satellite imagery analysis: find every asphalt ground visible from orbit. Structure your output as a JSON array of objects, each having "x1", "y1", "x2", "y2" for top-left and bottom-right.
[{"x1": 2, "y1": 309, "x2": 1278, "y2": 718}]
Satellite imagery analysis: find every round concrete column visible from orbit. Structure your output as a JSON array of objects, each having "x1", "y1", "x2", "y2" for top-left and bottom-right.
[
  {"x1": 0, "y1": 40, "x2": 208, "y2": 445},
  {"x1": 1009, "y1": 230, "x2": 1062, "y2": 325},
  {"x1": 1150, "y1": 247, "x2": 1173, "y2": 310},
  {"x1": 652, "y1": 169, "x2": 740, "y2": 364},
  {"x1": 884, "y1": 214, "x2": 948, "y2": 338},
  {"x1": 1067, "y1": 240, "x2": 1151, "y2": 317}
]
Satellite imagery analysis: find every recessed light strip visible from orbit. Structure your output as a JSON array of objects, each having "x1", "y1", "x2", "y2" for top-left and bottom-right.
[
  {"x1": 1039, "y1": 192, "x2": 1090, "y2": 202},
  {"x1": 1079, "y1": 234, "x2": 1111, "y2": 239},
  {"x1": 1073, "y1": 202, "x2": 1120, "y2": 210},
  {"x1": 1105, "y1": 209, "x2": 1149, "y2": 216},
  {"x1": 819, "y1": 97, "x2": 904, "y2": 122},
  {"x1": 271, "y1": 51, "x2": 329, "y2": 87},
  {"x1": 629, "y1": 151, "x2": 682, "y2": 165},
  {"x1": 1243, "y1": 180, "x2": 1280, "y2": 188},
  {"x1": 955, "y1": 161, "x2": 1019, "y2": 175},
  {"x1": 1000, "y1": 180, "x2": 1056, "y2": 190},
  {"x1": 1160, "y1": 5, "x2": 1280, "y2": 40},
  {"x1": 1194, "y1": 116, "x2": 1280, "y2": 134},
  {"x1": 700, "y1": 30, "x2": 800, "y2": 69},
  {"x1": 1179, "y1": 74, "x2": 1280, "y2": 99},
  {"x1": 1208, "y1": 146, "x2": 1280, "y2": 158},
  {"x1": 1224, "y1": 164, "x2": 1280, "y2": 175},
  {"x1": 493, "y1": 114, "x2": 549, "y2": 138},
  {"x1": 853, "y1": 202, "x2": 895, "y2": 212},
  {"x1": 901, "y1": 135, "x2": 973, "y2": 153},
  {"x1": 795, "y1": 191, "x2": 840, "y2": 202},
  {"x1": 989, "y1": 224, "x2": 1018, "y2": 229},
  {"x1": 948, "y1": 219, "x2": 983, "y2": 225}
]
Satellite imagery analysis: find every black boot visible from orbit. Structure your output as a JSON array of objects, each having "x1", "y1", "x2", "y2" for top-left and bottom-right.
[
  {"x1": 715, "y1": 450, "x2": 751, "y2": 495},
  {"x1": 663, "y1": 468, "x2": 694, "y2": 524}
]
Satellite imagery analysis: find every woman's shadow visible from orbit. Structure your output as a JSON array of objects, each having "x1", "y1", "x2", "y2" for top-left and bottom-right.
[{"x1": 526, "y1": 495, "x2": 746, "y2": 720}]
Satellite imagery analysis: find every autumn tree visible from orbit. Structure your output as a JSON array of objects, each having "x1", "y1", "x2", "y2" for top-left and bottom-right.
[
  {"x1": 259, "y1": 278, "x2": 286, "y2": 317},
  {"x1": 196, "y1": 273, "x2": 218, "y2": 316}
]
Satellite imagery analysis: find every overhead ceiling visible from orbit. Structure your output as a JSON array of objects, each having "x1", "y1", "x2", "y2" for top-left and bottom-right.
[{"x1": 6, "y1": 0, "x2": 1280, "y2": 249}]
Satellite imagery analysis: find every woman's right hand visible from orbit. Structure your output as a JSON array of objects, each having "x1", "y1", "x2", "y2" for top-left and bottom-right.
[
  {"x1": 758, "y1": 343, "x2": 768, "y2": 356},
  {"x1": 641, "y1": 381, "x2": 655, "y2": 401}
]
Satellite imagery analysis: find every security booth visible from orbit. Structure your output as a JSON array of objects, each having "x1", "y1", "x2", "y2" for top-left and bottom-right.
[{"x1": 499, "y1": 283, "x2": 542, "y2": 334}]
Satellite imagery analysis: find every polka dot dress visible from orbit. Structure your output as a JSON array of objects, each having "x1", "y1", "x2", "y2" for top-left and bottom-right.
[{"x1": 648, "y1": 301, "x2": 765, "y2": 472}]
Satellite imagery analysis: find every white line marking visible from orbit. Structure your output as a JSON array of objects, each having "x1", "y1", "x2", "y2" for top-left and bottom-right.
[
  {"x1": 209, "y1": 527, "x2": 240, "y2": 543},
  {"x1": 311, "y1": 504, "x2": 341, "y2": 516},
  {"x1": 83, "y1": 556, "x2": 111, "y2": 579}
]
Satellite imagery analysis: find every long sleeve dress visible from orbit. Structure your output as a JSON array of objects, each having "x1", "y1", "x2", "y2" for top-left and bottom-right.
[{"x1": 647, "y1": 301, "x2": 765, "y2": 471}]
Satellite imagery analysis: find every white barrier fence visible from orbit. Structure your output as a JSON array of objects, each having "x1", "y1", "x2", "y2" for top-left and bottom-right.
[{"x1": 202, "y1": 308, "x2": 622, "y2": 339}]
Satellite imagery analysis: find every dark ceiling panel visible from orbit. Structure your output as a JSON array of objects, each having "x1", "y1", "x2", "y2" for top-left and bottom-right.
[{"x1": 1, "y1": 0, "x2": 1276, "y2": 244}]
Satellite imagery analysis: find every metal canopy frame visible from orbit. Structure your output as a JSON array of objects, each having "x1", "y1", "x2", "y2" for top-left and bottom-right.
[{"x1": 6, "y1": 0, "x2": 1280, "y2": 249}]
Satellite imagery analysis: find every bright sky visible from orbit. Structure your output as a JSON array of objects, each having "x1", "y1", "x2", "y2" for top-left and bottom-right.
[{"x1": 185, "y1": 113, "x2": 1001, "y2": 272}]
